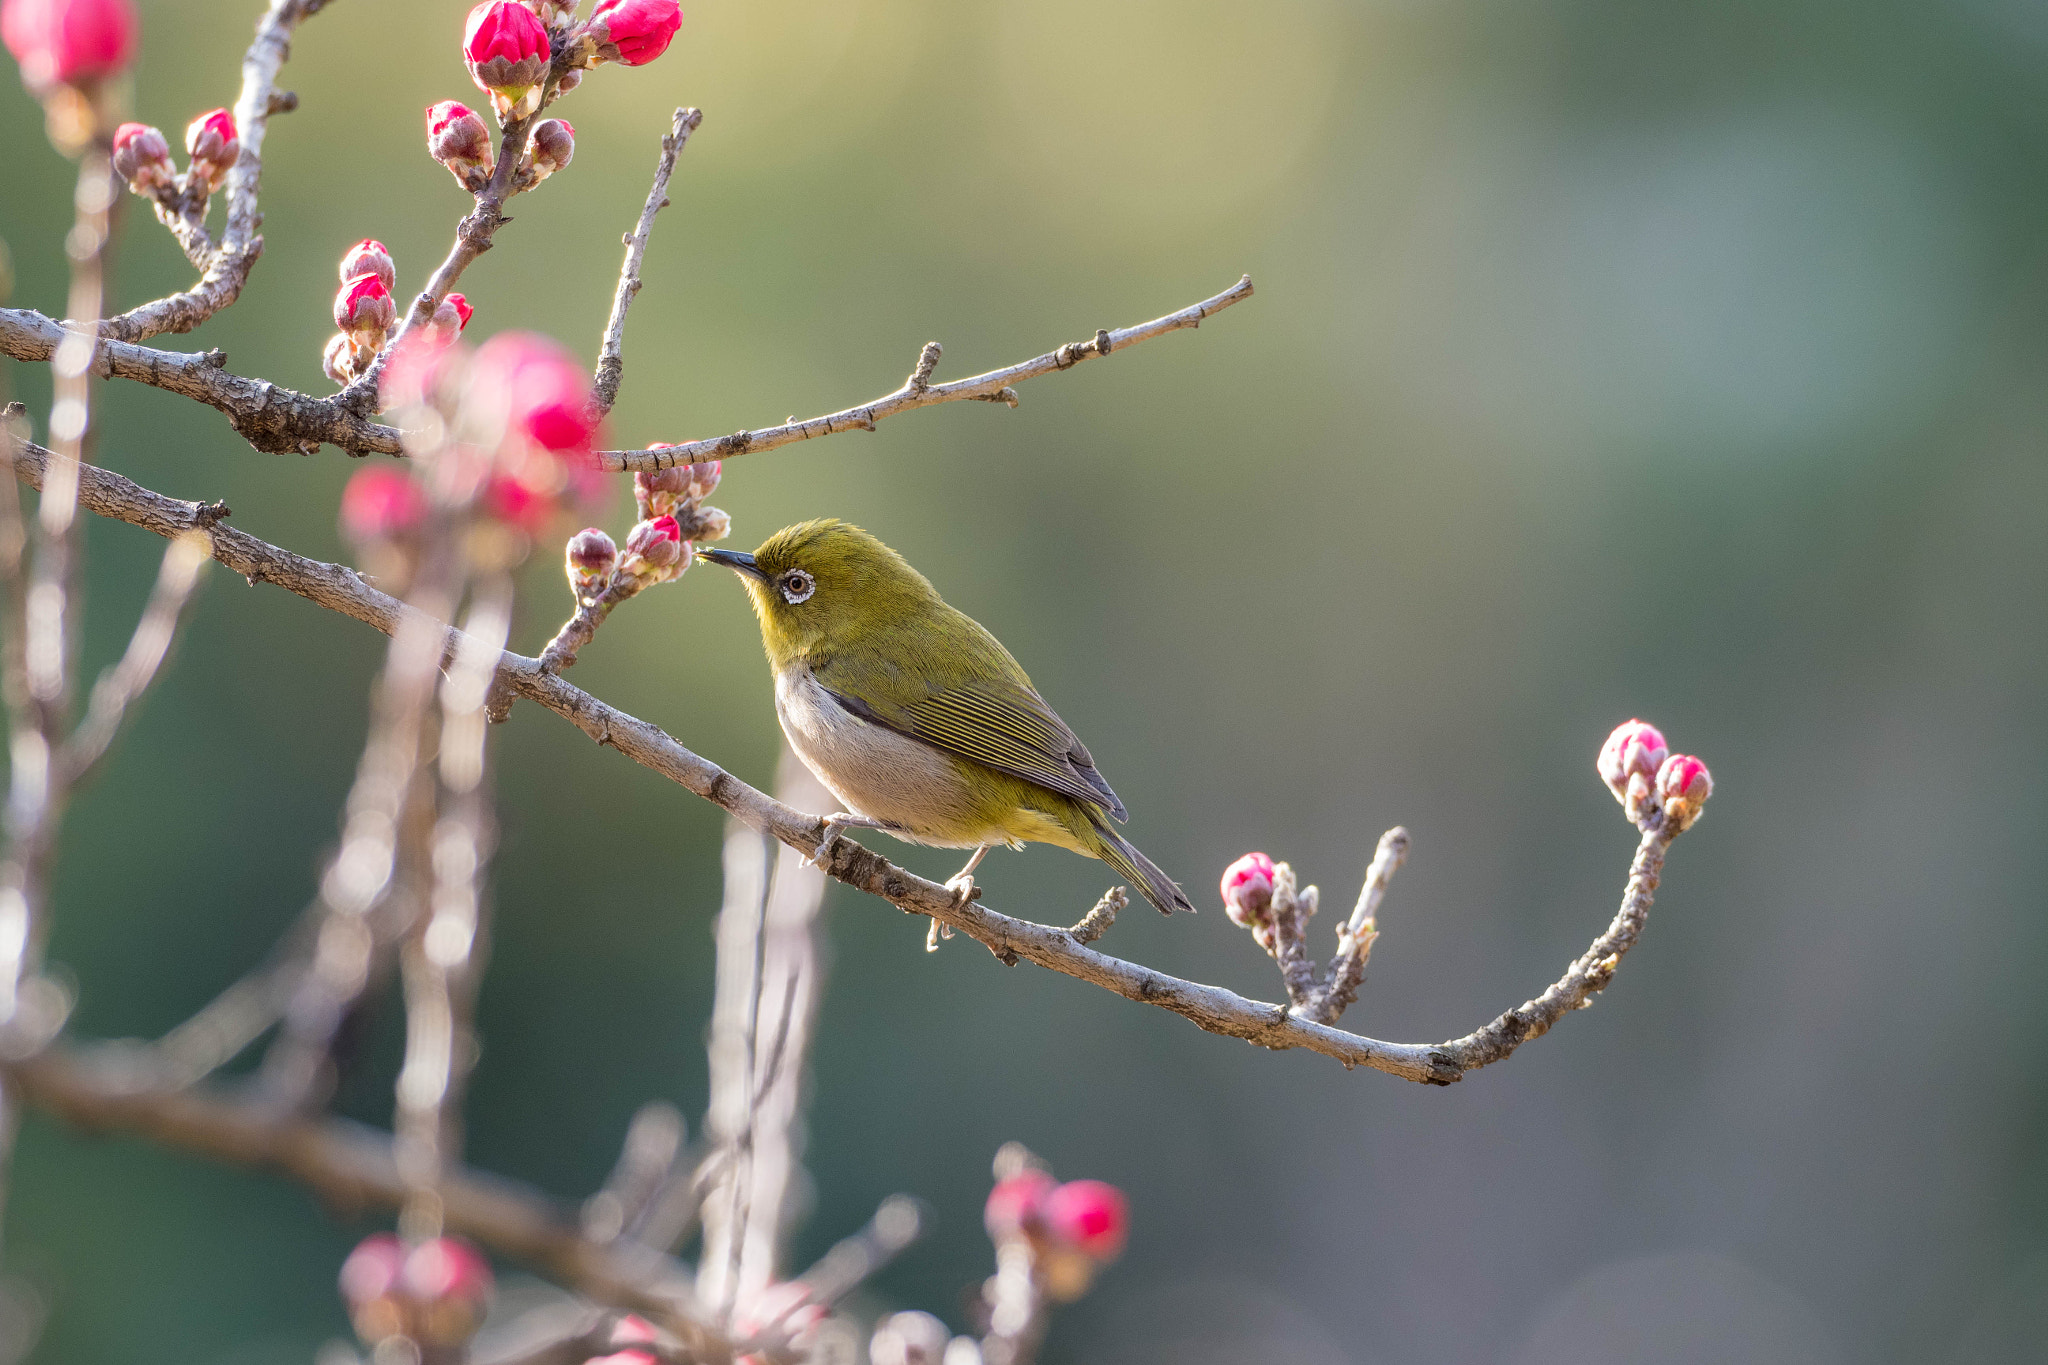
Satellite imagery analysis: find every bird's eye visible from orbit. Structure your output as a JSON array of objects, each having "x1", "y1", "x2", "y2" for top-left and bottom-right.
[{"x1": 779, "y1": 569, "x2": 816, "y2": 604}]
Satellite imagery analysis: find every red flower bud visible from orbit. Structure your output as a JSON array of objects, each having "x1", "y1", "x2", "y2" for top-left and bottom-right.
[
  {"x1": 1219, "y1": 852, "x2": 1275, "y2": 930},
  {"x1": 584, "y1": 0, "x2": 680, "y2": 66},
  {"x1": 869, "y1": 1311, "x2": 951, "y2": 1365},
  {"x1": 486, "y1": 471, "x2": 559, "y2": 533},
  {"x1": 464, "y1": 0, "x2": 550, "y2": 117},
  {"x1": 526, "y1": 116, "x2": 574, "y2": 183},
  {"x1": 471, "y1": 331, "x2": 603, "y2": 459},
  {"x1": 1043, "y1": 1179, "x2": 1128, "y2": 1261},
  {"x1": 427, "y1": 99, "x2": 496, "y2": 192},
  {"x1": 1596, "y1": 719, "x2": 1667, "y2": 807},
  {"x1": 335, "y1": 272, "x2": 397, "y2": 347},
  {"x1": 2, "y1": 0, "x2": 137, "y2": 96},
  {"x1": 339, "y1": 238, "x2": 395, "y2": 293},
  {"x1": 183, "y1": 107, "x2": 238, "y2": 192},
  {"x1": 983, "y1": 1168, "x2": 1055, "y2": 1242},
  {"x1": 622, "y1": 514, "x2": 686, "y2": 575},
  {"x1": 340, "y1": 467, "x2": 427, "y2": 543},
  {"x1": 428, "y1": 292, "x2": 474, "y2": 344},
  {"x1": 566, "y1": 526, "x2": 617, "y2": 594},
  {"x1": 1655, "y1": 753, "x2": 1712, "y2": 833},
  {"x1": 110, "y1": 121, "x2": 173, "y2": 194}
]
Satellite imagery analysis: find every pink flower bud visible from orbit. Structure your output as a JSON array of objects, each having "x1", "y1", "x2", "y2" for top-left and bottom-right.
[
  {"x1": 566, "y1": 525, "x2": 617, "y2": 593},
  {"x1": 339, "y1": 238, "x2": 395, "y2": 293},
  {"x1": 526, "y1": 117, "x2": 574, "y2": 182},
  {"x1": 983, "y1": 1168, "x2": 1055, "y2": 1242},
  {"x1": 622, "y1": 513, "x2": 686, "y2": 576},
  {"x1": 869, "y1": 1311, "x2": 951, "y2": 1365},
  {"x1": 585, "y1": 0, "x2": 680, "y2": 66},
  {"x1": 633, "y1": 464, "x2": 690, "y2": 519},
  {"x1": 471, "y1": 331, "x2": 604, "y2": 459},
  {"x1": 464, "y1": 0, "x2": 550, "y2": 116},
  {"x1": 338, "y1": 1232, "x2": 407, "y2": 1309},
  {"x1": 683, "y1": 504, "x2": 731, "y2": 542},
  {"x1": 340, "y1": 467, "x2": 427, "y2": 543},
  {"x1": 1219, "y1": 852, "x2": 1275, "y2": 930},
  {"x1": 1, "y1": 0, "x2": 138, "y2": 96},
  {"x1": 335, "y1": 272, "x2": 397, "y2": 347},
  {"x1": 428, "y1": 292, "x2": 474, "y2": 344},
  {"x1": 323, "y1": 332, "x2": 364, "y2": 386},
  {"x1": 1655, "y1": 753, "x2": 1712, "y2": 833},
  {"x1": 486, "y1": 471, "x2": 559, "y2": 533},
  {"x1": 110, "y1": 121, "x2": 173, "y2": 194},
  {"x1": 584, "y1": 1313, "x2": 660, "y2": 1365},
  {"x1": 1596, "y1": 719, "x2": 1668, "y2": 806},
  {"x1": 183, "y1": 107, "x2": 238, "y2": 192},
  {"x1": 427, "y1": 99, "x2": 496, "y2": 191},
  {"x1": 403, "y1": 1237, "x2": 494, "y2": 1347},
  {"x1": 1043, "y1": 1180, "x2": 1128, "y2": 1261},
  {"x1": 686, "y1": 459, "x2": 720, "y2": 500}
]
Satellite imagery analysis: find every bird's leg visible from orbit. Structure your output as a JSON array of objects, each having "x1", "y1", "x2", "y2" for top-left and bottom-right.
[
  {"x1": 807, "y1": 811, "x2": 891, "y2": 869},
  {"x1": 943, "y1": 845, "x2": 989, "y2": 909}
]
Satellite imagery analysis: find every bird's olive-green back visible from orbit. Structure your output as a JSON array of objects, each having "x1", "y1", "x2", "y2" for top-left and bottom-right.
[{"x1": 735, "y1": 520, "x2": 1129, "y2": 820}]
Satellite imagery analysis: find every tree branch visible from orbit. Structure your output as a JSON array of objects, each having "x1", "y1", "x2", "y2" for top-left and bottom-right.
[
  {"x1": 593, "y1": 107, "x2": 702, "y2": 418},
  {"x1": 4, "y1": 438, "x2": 1693, "y2": 1087},
  {"x1": 100, "y1": 0, "x2": 329, "y2": 344},
  {"x1": 596, "y1": 275, "x2": 1256, "y2": 472}
]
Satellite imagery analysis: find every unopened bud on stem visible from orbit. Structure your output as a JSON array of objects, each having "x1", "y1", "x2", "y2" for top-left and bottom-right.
[
  {"x1": 426, "y1": 99, "x2": 495, "y2": 192},
  {"x1": 524, "y1": 117, "x2": 574, "y2": 184},
  {"x1": 110, "y1": 121, "x2": 173, "y2": 194},
  {"x1": 338, "y1": 238, "x2": 395, "y2": 293},
  {"x1": 183, "y1": 107, "x2": 238, "y2": 192},
  {"x1": 1656, "y1": 753, "x2": 1712, "y2": 833},
  {"x1": 565, "y1": 526, "x2": 617, "y2": 597}
]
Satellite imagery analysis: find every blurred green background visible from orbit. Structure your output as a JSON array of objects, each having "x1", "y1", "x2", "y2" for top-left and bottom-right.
[{"x1": 5, "y1": 0, "x2": 2048, "y2": 1360}]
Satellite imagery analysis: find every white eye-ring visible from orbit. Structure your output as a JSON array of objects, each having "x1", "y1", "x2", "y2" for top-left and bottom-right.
[{"x1": 779, "y1": 569, "x2": 816, "y2": 604}]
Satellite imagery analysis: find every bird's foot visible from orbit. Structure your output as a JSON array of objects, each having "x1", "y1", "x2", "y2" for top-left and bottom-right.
[
  {"x1": 806, "y1": 812, "x2": 885, "y2": 869},
  {"x1": 925, "y1": 916, "x2": 955, "y2": 953},
  {"x1": 943, "y1": 871, "x2": 978, "y2": 909}
]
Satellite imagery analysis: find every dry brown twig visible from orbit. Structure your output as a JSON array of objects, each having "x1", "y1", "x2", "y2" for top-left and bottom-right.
[{"x1": 594, "y1": 107, "x2": 703, "y2": 416}]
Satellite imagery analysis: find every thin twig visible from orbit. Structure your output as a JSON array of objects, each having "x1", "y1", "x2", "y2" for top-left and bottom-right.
[
  {"x1": 60, "y1": 530, "x2": 212, "y2": 784},
  {"x1": 593, "y1": 108, "x2": 702, "y2": 417},
  {"x1": 98, "y1": 0, "x2": 327, "y2": 343},
  {"x1": 597, "y1": 275, "x2": 1255, "y2": 471},
  {"x1": 1304, "y1": 826, "x2": 1408, "y2": 1025},
  {"x1": 1264, "y1": 864, "x2": 1320, "y2": 1010},
  {"x1": 4, "y1": 438, "x2": 1695, "y2": 1086},
  {"x1": 1066, "y1": 887, "x2": 1124, "y2": 945}
]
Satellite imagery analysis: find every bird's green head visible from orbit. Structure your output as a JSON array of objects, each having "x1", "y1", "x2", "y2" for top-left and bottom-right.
[{"x1": 701, "y1": 519, "x2": 941, "y2": 669}]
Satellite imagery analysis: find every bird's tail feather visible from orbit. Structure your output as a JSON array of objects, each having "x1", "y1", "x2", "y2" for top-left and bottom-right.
[{"x1": 1088, "y1": 818, "x2": 1193, "y2": 916}]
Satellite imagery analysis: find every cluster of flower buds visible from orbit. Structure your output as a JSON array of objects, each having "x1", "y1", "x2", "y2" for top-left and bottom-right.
[
  {"x1": 557, "y1": 455, "x2": 727, "y2": 605},
  {"x1": 983, "y1": 1159, "x2": 1129, "y2": 1303},
  {"x1": 1, "y1": 0, "x2": 136, "y2": 99},
  {"x1": 1597, "y1": 718, "x2": 1712, "y2": 831},
  {"x1": 326, "y1": 240, "x2": 400, "y2": 385},
  {"x1": 582, "y1": 1313, "x2": 662, "y2": 1365},
  {"x1": 427, "y1": 99, "x2": 496, "y2": 192},
  {"x1": 106, "y1": 107, "x2": 237, "y2": 210},
  {"x1": 339, "y1": 1233, "x2": 495, "y2": 1349},
  {"x1": 1219, "y1": 851, "x2": 1279, "y2": 949}
]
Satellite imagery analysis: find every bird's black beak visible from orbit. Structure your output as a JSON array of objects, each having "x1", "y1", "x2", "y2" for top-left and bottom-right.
[{"x1": 699, "y1": 547, "x2": 768, "y2": 582}]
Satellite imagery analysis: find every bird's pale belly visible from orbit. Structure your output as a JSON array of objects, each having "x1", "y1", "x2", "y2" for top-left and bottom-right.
[{"x1": 773, "y1": 668, "x2": 1080, "y2": 852}]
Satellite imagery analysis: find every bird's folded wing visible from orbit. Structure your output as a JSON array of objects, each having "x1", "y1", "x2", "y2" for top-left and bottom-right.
[{"x1": 822, "y1": 677, "x2": 1129, "y2": 822}]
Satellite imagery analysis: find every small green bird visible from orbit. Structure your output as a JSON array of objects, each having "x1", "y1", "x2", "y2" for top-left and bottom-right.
[{"x1": 701, "y1": 520, "x2": 1193, "y2": 915}]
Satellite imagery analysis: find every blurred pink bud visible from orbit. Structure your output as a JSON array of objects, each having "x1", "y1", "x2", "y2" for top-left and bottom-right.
[
  {"x1": 486, "y1": 471, "x2": 558, "y2": 533},
  {"x1": 340, "y1": 467, "x2": 426, "y2": 542},
  {"x1": 566, "y1": 526, "x2": 617, "y2": 593},
  {"x1": 585, "y1": 0, "x2": 680, "y2": 65},
  {"x1": 339, "y1": 238, "x2": 395, "y2": 293},
  {"x1": 1219, "y1": 852, "x2": 1275, "y2": 930},
  {"x1": 183, "y1": 107, "x2": 238, "y2": 191},
  {"x1": 1043, "y1": 1180, "x2": 1128, "y2": 1261},
  {"x1": 335, "y1": 272, "x2": 396, "y2": 347},
  {"x1": 1, "y1": 0, "x2": 137, "y2": 96},
  {"x1": 1656, "y1": 753, "x2": 1713, "y2": 832},
  {"x1": 526, "y1": 117, "x2": 574, "y2": 182},
  {"x1": 427, "y1": 99, "x2": 496, "y2": 191},
  {"x1": 403, "y1": 1236, "x2": 493, "y2": 1347},
  {"x1": 323, "y1": 332, "x2": 363, "y2": 386},
  {"x1": 584, "y1": 1313, "x2": 659, "y2": 1364},
  {"x1": 686, "y1": 459, "x2": 720, "y2": 499},
  {"x1": 633, "y1": 464, "x2": 689, "y2": 519},
  {"x1": 338, "y1": 1232, "x2": 407, "y2": 1309},
  {"x1": 471, "y1": 331, "x2": 603, "y2": 459},
  {"x1": 110, "y1": 121, "x2": 173, "y2": 193},
  {"x1": 464, "y1": 0, "x2": 549, "y2": 114},
  {"x1": 869, "y1": 1311, "x2": 950, "y2": 1365},
  {"x1": 428, "y1": 292, "x2": 474, "y2": 343},
  {"x1": 1596, "y1": 719, "x2": 1668, "y2": 806},
  {"x1": 984, "y1": 1168, "x2": 1055, "y2": 1242}
]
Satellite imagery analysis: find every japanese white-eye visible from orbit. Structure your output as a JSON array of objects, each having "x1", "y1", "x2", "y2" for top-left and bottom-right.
[{"x1": 701, "y1": 520, "x2": 1192, "y2": 915}]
